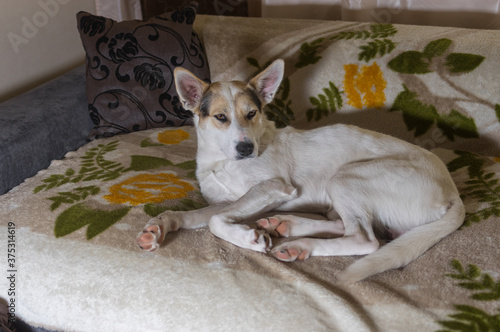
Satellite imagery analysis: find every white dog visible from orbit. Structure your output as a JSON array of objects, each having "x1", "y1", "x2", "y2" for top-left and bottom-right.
[{"x1": 136, "y1": 59, "x2": 465, "y2": 282}]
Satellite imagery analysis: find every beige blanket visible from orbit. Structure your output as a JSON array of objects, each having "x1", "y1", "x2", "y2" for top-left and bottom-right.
[{"x1": 1, "y1": 126, "x2": 499, "y2": 331}]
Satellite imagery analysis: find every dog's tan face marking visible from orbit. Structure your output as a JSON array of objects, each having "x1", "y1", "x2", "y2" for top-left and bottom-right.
[
  {"x1": 198, "y1": 81, "x2": 262, "y2": 130},
  {"x1": 195, "y1": 81, "x2": 265, "y2": 159}
]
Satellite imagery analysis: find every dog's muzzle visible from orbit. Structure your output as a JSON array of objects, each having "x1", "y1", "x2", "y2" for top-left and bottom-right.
[{"x1": 236, "y1": 141, "x2": 254, "y2": 159}]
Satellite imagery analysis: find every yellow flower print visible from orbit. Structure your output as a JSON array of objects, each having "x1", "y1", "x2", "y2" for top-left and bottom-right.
[
  {"x1": 494, "y1": 157, "x2": 500, "y2": 163},
  {"x1": 104, "y1": 173, "x2": 195, "y2": 206},
  {"x1": 157, "y1": 128, "x2": 190, "y2": 145},
  {"x1": 343, "y1": 62, "x2": 387, "y2": 109}
]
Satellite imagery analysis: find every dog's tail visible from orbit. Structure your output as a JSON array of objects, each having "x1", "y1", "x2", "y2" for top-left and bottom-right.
[{"x1": 338, "y1": 196, "x2": 465, "y2": 283}]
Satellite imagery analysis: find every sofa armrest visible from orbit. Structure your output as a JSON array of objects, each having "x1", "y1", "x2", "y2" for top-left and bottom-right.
[{"x1": 0, "y1": 65, "x2": 93, "y2": 194}]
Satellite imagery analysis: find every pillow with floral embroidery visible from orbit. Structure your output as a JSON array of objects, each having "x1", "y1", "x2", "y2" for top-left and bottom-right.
[{"x1": 77, "y1": 1, "x2": 210, "y2": 139}]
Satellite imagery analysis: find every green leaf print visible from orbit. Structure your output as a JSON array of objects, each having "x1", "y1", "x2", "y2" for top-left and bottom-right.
[
  {"x1": 295, "y1": 38, "x2": 325, "y2": 68},
  {"x1": 295, "y1": 24, "x2": 398, "y2": 68},
  {"x1": 331, "y1": 24, "x2": 397, "y2": 41},
  {"x1": 54, "y1": 203, "x2": 131, "y2": 239},
  {"x1": 445, "y1": 53, "x2": 485, "y2": 73},
  {"x1": 246, "y1": 57, "x2": 260, "y2": 69},
  {"x1": 422, "y1": 38, "x2": 452, "y2": 59},
  {"x1": 437, "y1": 260, "x2": 500, "y2": 332},
  {"x1": 437, "y1": 110, "x2": 479, "y2": 140},
  {"x1": 391, "y1": 84, "x2": 439, "y2": 136},
  {"x1": 438, "y1": 305, "x2": 500, "y2": 332},
  {"x1": 306, "y1": 81, "x2": 343, "y2": 122},
  {"x1": 391, "y1": 84, "x2": 478, "y2": 140},
  {"x1": 143, "y1": 198, "x2": 207, "y2": 217},
  {"x1": 447, "y1": 151, "x2": 500, "y2": 226},
  {"x1": 358, "y1": 39, "x2": 396, "y2": 62},
  {"x1": 446, "y1": 151, "x2": 488, "y2": 179},
  {"x1": 367, "y1": 24, "x2": 398, "y2": 38},
  {"x1": 140, "y1": 138, "x2": 163, "y2": 147},
  {"x1": 126, "y1": 155, "x2": 173, "y2": 172},
  {"x1": 388, "y1": 51, "x2": 432, "y2": 74},
  {"x1": 34, "y1": 140, "x2": 125, "y2": 192},
  {"x1": 389, "y1": 38, "x2": 485, "y2": 75},
  {"x1": 48, "y1": 186, "x2": 101, "y2": 211}
]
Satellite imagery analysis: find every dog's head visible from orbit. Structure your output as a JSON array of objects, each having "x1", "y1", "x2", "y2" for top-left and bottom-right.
[{"x1": 174, "y1": 59, "x2": 284, "y2": 160}]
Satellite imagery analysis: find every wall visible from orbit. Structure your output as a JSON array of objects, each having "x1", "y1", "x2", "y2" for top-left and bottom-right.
[{"x1": 0, "y1": 0, "x2": 95, "y2": 102}]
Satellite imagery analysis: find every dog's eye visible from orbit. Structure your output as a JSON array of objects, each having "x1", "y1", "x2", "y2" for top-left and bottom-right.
[
  {"x1": 247, "y1": 110, "x2": 257, "y2": 120},
  {"x1": 214, "y1": 114, "x2": 227, "y2": 122}
]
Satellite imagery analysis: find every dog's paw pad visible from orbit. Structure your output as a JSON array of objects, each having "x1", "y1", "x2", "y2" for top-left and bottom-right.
[
  {"x1": 136, "y1": 225, "x2": 163, "y2": 252},
  {"x1": 272, "y1": 246, "x2": 310, "y2": 262},
  {"x1": 257, "y1": 217, "x2": 290, "y2": 237},
  {"x1": 256, "y1": 217, "x2": 278, "y2": 235}
]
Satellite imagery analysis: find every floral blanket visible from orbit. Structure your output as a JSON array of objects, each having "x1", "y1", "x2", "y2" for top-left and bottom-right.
[
  {"x1": 0, "y1": 125, "x2": 499, "y2": 331},
  {"x1": 1, "y1": 15, "x2": 500, "y2": 332}
]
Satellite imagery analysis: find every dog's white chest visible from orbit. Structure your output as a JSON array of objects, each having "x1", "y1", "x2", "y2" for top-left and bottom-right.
[{"x1": 199, "y1": 164, "x2": 257, "y2": 204}]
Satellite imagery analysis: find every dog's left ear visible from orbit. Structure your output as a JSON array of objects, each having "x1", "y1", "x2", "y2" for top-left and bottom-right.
[
  {"x1": 174, "y1": 67, "x2": 208, "y2": 112},
  {"x1": 248, "y1": 59, "x2": 284, "y2": 105}
]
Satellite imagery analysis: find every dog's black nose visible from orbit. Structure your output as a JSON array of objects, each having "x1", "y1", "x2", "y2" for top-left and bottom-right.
[{"x1": 236, "y1": 141, "x2": 254, "y2": 158}]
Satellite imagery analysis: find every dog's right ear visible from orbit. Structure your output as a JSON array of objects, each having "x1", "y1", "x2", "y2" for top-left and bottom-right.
[{"x1": 174, "y1": 67, "x2": 208, "y2": 112}]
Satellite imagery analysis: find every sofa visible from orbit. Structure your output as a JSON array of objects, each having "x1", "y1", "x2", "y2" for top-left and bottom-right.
[{"x1": 1, "y1": 4, "x2": 499, "y2": 331}]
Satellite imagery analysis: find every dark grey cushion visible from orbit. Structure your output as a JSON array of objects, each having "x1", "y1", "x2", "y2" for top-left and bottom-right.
[
  {"x1": 0, "y1": 65, "x2": 93, "y2": 194},
  {"x1": 76, "y1": 1, "x2": 210, "y2": 139}
]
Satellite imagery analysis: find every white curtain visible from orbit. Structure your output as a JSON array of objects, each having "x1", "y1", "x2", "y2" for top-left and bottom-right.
[
  {"x1": 260, "y1": 0, "x2": 500, "y2": 29},
  {"x1": 95, "y1": 0, "x2": 143, "y2": 21}
]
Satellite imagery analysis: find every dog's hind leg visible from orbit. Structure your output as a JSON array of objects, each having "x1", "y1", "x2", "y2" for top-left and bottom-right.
[
  {"x1": 270, "y1": 219, "x2": 379, "y2": 262},
  {"x1": 256, "y1": 214, "x2": 344, "y2": 238},
  {"x1": 270, "y1": 187, "x2": 379, "y2": 262}
]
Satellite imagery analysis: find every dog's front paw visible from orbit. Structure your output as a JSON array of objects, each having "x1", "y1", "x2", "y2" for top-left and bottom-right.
[{"x1": 136, "y1": 224, "x2": 164, "y2": 252}]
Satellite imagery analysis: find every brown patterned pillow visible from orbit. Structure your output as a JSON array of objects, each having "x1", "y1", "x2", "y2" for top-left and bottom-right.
[{"x1": 77, "y1": 1, "x2": 210, "y2": 139}]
